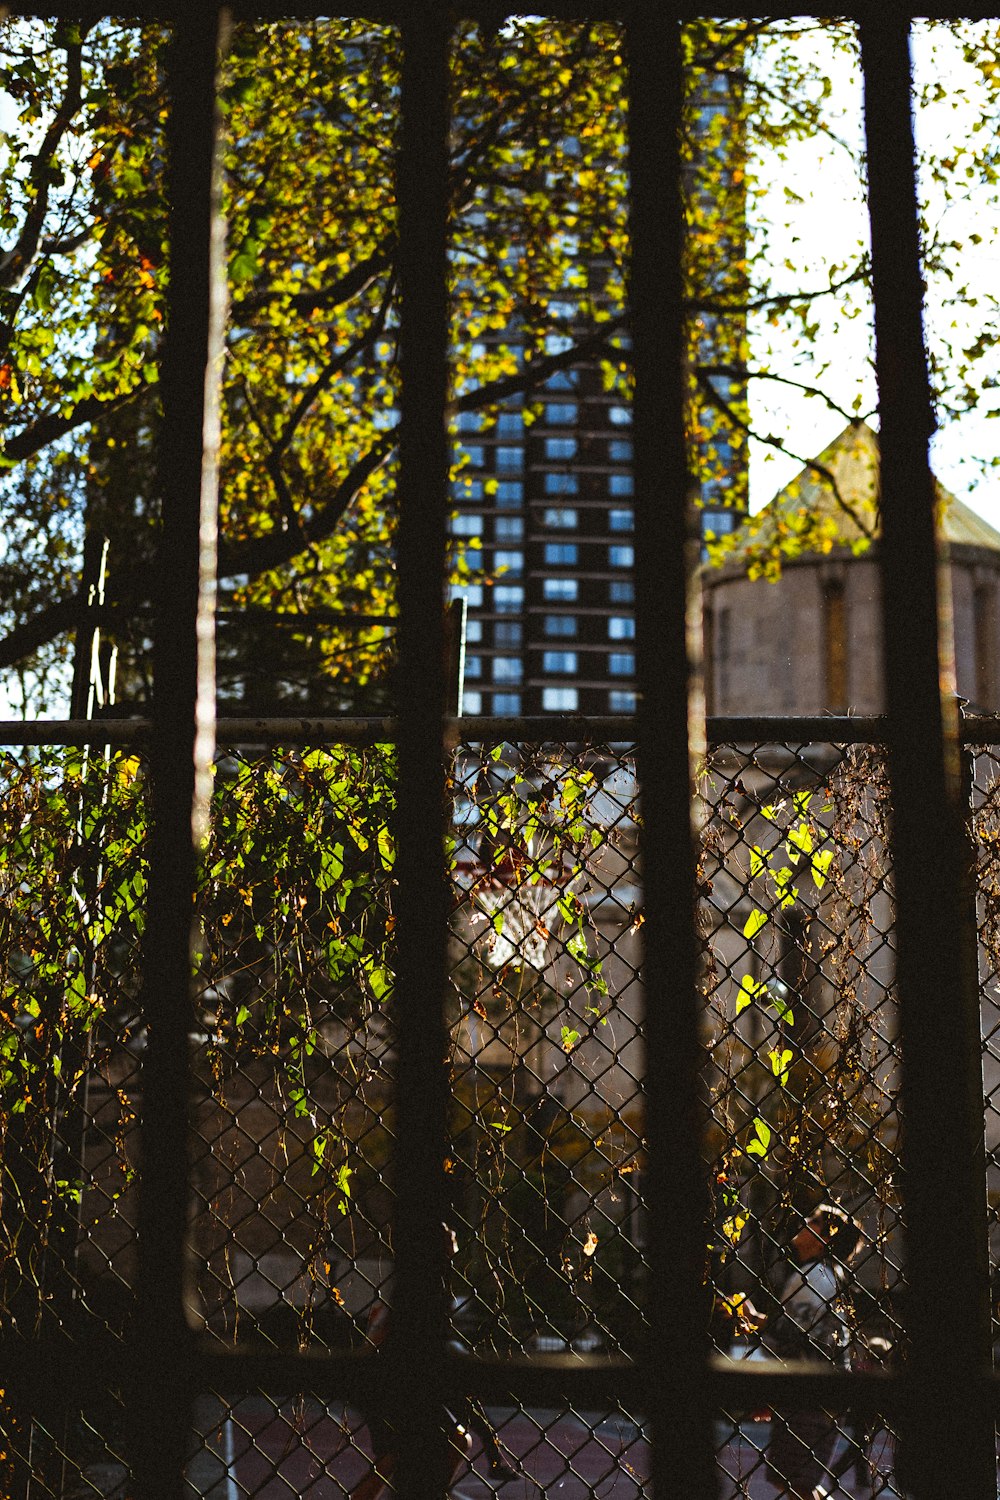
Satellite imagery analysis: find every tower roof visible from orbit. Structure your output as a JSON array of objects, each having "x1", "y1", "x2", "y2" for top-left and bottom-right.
[{"x1": 718, "y1": 420, "x2": 1000, "y2": 569}]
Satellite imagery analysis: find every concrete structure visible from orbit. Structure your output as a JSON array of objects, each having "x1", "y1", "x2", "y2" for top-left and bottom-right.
[{"x1": 704, "y1": 420, "x2": 1000, "y2": 715}]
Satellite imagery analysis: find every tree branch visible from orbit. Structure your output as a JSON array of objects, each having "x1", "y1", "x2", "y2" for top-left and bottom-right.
[
  {"x1": 0, "y1": 24, "x2": 91, "y2": 290},
  {"x1": 1, "y1": 388, "x2": 138, "y2": 466},
  {"x1": 694, "y1": 369, "x2": 877, "y2": 542},
  {"x1": 230, "y1": 236, "x2": 396, "y2": 323},
  {"x1": 455, "y1": 315, "x2": 625, "y2": 413},
  {"x1": 0, "y1": 595, "x2": 82, "y2": 672}
]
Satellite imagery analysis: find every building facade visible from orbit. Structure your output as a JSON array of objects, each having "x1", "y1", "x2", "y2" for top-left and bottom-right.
[
  {"x1": 452, "y1": 62, "x2": 748, "y2": 719},
  {"x1": 704, "y1": 420, "x2": 1000, "y2": 715}
]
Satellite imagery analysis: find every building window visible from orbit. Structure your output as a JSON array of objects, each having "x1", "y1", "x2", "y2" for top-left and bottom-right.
[
  {"x1": 495, "y1": 517, "x2": 524, "y2": 539},
  {"x1": 544, "y1": 543, "x2": 578, "y2": 566},
  {"x1": 451, "y1": 584, "x2": 484, "y2": 607},
  {"x1": 462, "y1": 690, "x2": 483, "y2": 714},
  {"x1": 496, "y1": 481, "x2": 523, "y2": 506},
  {"x1": 608, "y1": 405, "x2": 631, "y2": 426},
  {"x1": 543, "y1": 507, "x2": 578, "y2": 529},
  {"x1": 495, "y1": 621, "x2": 522, "y2": 645},
  {"x1": 463, "y1": 656, "x2": 482, "y2": 678},
  {"x1": 450, "y1": 514, "x2": 483, "y2": 536},
  {"x1": 493, "y1": 692, "x2": 521, "y2": 713},
  {"x1": 465, "y1": 619, "x2": 482, "y2": 643},
  {"x1": 609, "y1": 690, "x2": 637, "y2": 711},
  {"x1": 544, "y1": 473, "x2": 579, "y2": 495},
  {"x1": 459, "y1": 444, "x2": 485, "y2": 467},
  {"x1": 543, "y1": 650, "x2": 578, "y2": 673},
  {"x1": 609, "y1": 652, "x2": 635, "y2": 676},
  {"x1": 702, "y1": 508, "x2": 736, "y2": 536},
  {"x1": 609, "y1": 439, "x2": 633, "y2": 462},
  {"x1": 545, "y1": 370, "x2": 577, "y2": 391},
  {"x1": 497, "y1": 411, "x2": 523, "y2": 436},
  {"x1": 542, "y1": 687, "x2": 579, "y2": 711},
  {"x1": 454, "y1": 478, "x2": 484, "y2": 501},
  {"x1": 496, "y1": 446, "x2": 524, "y2": 473},
  {"x1": 609, "y1": 616, "x2": 635, "y2": 640},
  {"x1": 545, "y1": 403, "x2": 577, "y2": 425},
  {"x1": 609, "y1": 474, "x2": 634, "y2": 497},
  {"x1": 494, "y1": 550, "x2": 524, "y2": 574},
  {"x1": 494, "y1": 585, "x2": 524, "y2": 612},
  {"x1": 609, "y1": 580, "x2": 635, "y2": 603},
  {"x1": 545, "y1": 437, "x2": 577, "y2": 461},
  {"x1": 493, "y1": 657, "x2": 523, "y2": 684},
  {"x1": 609, "y1": 508, "x2": 634, "y2": 532},
  {"x1": 544, "y1": 615, "x2": 577, "y2": 637},
  {"x1": 609, "y1": 545, "x2": 635, "y2": 568},
  {"x1": 544, "y1": 578, "x2": 578, "y2": 601},
  {"x1": 456, "y1": 411, "x2": 484, "y2": 433}
]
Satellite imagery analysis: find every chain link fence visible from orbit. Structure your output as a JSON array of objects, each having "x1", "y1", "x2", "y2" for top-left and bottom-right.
[{"x1": 0, "y1": 719, "x2": 995, "y2": 1496}]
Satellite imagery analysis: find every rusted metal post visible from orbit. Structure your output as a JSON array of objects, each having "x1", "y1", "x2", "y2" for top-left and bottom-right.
[
  {"x1": 628, "y1": 10, "x2": 715, "y2": 1494},
  {"x1": 393, "y1": 12, "x2": 452, "y2": 1500},
  {"x1": 130, "y1": 9, "x2": 228, "y2": 1500},
  {"x1": 860, "y1": 18, "x2": 993, "y2": 1497}
]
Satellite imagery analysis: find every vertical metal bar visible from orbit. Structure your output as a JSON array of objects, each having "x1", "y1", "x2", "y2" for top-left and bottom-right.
[
  {"x1": 628, "y1": 13, "x2": 715, "y2": 1497},
  {"x1": 393, "y1": 14, "x2": 452, "y2": 1500},
  {"x1": 70, "y1": 534, "x2": 109, "y2": 721},
  {"x1": 860, "y1": 20, "x2": 993, "y2": 1498},
  {"x1": 131, "y1": 11, "x2": 228, "y2": 1500}
]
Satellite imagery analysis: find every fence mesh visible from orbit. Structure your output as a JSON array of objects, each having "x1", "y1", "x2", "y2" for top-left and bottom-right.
[{"x1": 0, "y1": 724, "x2": 991, "y2": 1496}]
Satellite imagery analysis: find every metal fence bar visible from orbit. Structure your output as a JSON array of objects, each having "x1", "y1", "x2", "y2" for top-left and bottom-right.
[
  {"x1": 393, "y1": 13, "x2": 453, "y2": 1500},
  {"x1": 860, "y1": 16, "x2": 994, "y2": 1498},
  {"x1": 629, "y1": 11, "x2": 715, "y2": 1493},
  {"x1": 15, "y1": 710, "x2": 1000, "y2": 750},
  {"x1": 130, "y1": 11, "x2": 228, "y2": 1500}
]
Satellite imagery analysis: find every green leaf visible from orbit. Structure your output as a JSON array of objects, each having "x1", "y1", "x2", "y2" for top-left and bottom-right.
[
  {"x1": 736, "y1": 974, "x2": 765, "y2": 1014},
  {"x1": 376, "y1": 825, "x2": 394, "y2": 870},
  {"x1": 560, "y1": 1025, "x2": 581, "y2": 1053},
  {"x1": 769, "y1": 1047, "x2": 793, "y2": 1086},
  {"x1": 334, "y1": 1163, "x2": 353, "y2": 1212},
  {"x1": 746, "y1": 1117, "x2": 771, "y2": 1158},
  {"x1": 367, "y1": 966, "x2": 393, "y2": 1002},
  {"x1": 769, "y1": 992, "x2": 794, "y2": 1026},
  {"x1": 785, "y1": 821, "x2": 814, "y2": 857},
  {"x1": 749, "y1": 845, "x2": 766, "y2": 879},
  {"x1": 235, "y1": 1005, "x2": 251, "y2": 1026},
  {"x1": 772, "y1": 866, "x2": 798, "y2": 909},
  {"x1": 742, "y1": 909, "x2": 768, "y2": 940}
]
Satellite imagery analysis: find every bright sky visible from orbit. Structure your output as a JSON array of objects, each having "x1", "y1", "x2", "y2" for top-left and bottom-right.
[{"x1": 746, "y1": 20, "x2": 1000, "y2": 527}]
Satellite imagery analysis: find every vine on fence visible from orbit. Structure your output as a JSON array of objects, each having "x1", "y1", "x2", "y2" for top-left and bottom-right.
[{"x1": 0, "y1": 737, "x2": 903, "y2": 1358}]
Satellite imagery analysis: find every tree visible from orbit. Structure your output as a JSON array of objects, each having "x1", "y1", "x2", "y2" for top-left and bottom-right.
[{"x1": 7, "y1": 17, "x2": 997, "y2": 709}]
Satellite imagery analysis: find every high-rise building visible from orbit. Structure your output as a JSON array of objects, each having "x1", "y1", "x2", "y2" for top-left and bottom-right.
[{"x1": 451, "y1": 62, "x2": 748, "y2": 717}]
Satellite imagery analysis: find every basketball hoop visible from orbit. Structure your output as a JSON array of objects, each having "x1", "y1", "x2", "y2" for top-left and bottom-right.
[
  {"x1": 471, "y1": 872, "x2": 561, "y2": 972},
  {"x1": 467, "y1": 846, "x2": 589, "y2": 972}
]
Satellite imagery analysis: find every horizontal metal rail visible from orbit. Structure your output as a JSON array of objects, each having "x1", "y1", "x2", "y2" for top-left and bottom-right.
[
  {"x1": 2, "y1": 712, "x2": 1000, "y2": 748},
  {"x1": 7, "y1": 1335, "x2": 1000, "y2": 1420},
  {"x1": 2, "y1": 2, "x2": 992, "y2": 23}
]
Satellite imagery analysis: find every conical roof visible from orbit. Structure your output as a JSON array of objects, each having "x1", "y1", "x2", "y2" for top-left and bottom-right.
[{"x1": 718, "y1": 420, "x2": 1000, "y2": 567}]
